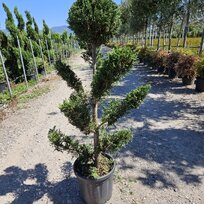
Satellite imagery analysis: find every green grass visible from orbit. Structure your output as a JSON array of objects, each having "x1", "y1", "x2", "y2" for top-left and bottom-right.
[
  {"x1": 119, "y1": 37, "x2": 202, "y2": 55},
  {"x1": 0, "y1": 78, "x2": 49, "y2": 105},
  {"x1": 147, "y1": 37, "x2": 202, "y2": 55},
  {"x1": 19, "y1": 86, "x2": 50, "y2": 103}
]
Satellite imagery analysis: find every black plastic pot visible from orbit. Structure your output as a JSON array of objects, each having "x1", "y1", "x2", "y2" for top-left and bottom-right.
[
  {"x1": 38, "y1": 68, "x2": 46, "y2": 76},
  {"x1": 182, "y1": 76, "x2": 195, "y2": 86},
  {"x1": 157, "y1": 66, "x2": 165, "y2": 74},
  {"x1": 164, "y1": 67, "x2": 169, "y2": 75},
  {"x1": 195, "y1": 78, "x2": 204, "y2": 92},
  {"x1": 27, "y1": 74, "x2": 37, "y2": 81},
  {"x1": 74, "y1": 155, "x2": 115, "y2": 204},
  {"x1": 0, "y1": 82, "x2": 6, "y2": 92},
  {"x1": 168, "y1": 67, "x2": 177, "y2": 79}
]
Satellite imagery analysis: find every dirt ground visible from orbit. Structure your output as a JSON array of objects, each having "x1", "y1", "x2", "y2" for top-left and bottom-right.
[{"x1": 0, "y1": 52, "x2": 203, "y2": 204}]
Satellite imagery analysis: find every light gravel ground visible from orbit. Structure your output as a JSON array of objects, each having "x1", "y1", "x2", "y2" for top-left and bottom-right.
[{"x1": 0, "y1": 53, "x2": 203, "y2": 204}]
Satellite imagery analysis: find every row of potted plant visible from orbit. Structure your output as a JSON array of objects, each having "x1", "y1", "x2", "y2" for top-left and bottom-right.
[{"x1": 137, "y1": 47, "x2": 204, "y2": 92}]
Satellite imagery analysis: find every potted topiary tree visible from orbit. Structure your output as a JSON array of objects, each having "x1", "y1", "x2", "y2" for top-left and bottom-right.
[
  {"x1": 48, "y1": 0, "x2": 150, "y2": 203},
  {"x1": 195, "y1": 58, "x2": 204, "y2": 92}
]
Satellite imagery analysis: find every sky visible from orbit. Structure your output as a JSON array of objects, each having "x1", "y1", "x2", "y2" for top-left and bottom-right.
[{"x1": 0, "y1": 0, "x2": 121, "y2": 30}]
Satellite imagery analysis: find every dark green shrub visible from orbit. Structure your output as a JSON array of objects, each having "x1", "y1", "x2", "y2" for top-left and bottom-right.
[{"x1": 195, "y1": 58, "x2": 204, "y2": 79}]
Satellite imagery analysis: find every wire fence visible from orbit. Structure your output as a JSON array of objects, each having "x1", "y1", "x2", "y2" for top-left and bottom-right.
[{"x1": 0, "y1": 37, "x2": 77, "y2": 103}]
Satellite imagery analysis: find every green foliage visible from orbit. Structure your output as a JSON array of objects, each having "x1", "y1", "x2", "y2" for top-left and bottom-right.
[
  {"x1": 92, "y1": 47, "x2": 136, "y2": 101},
  {"x1": 43, "y1": 20, "x2": 49, "y2": 36},
  {"x1": 2, "y1": 3, "x2": 14, "y2": 23},
  {"x1": 48, "y1": 0, "x2": 151, "y2": 177},
  {"x1": 33, "y1": 17, "x2": 39, "y2": 34},
  {"x1": 0, "y1": 31, "x2": 8, "y2": 48},
  {"x1": 102, "y1": 84, "x2": 151, "y2": 126},
  {"x1": 25, "y1": 11, "x2": 39, "y2": 42},
  {"x1": 68, "y1": 0, "x2": 120, "y2": 47},
  {"x1": 195, "y1": 58, "x2": 204, "y2": 79},
  {"x1": 0, "y1": 66, "x2": 5, "y2": 82},
  {"x1": 59, "y1": 91, "x2": 91, "y2": 134},
  {"x1": 48, "y1": 127, "x2": 93, "y2": 161},
  {"x1": 14, "y1": 7, "x2": 25, "y2": 31},
  {"x1": 55, "y1": 60, "x2": 83, "y2": 92},
  {"x1": 99, "y1": 129, "x2": 133, "y2": 153}
]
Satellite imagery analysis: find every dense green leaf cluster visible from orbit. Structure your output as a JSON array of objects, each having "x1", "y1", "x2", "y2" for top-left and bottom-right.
[
  {"x1": 59, "y1": 91, "x2": 91, "y2": 134},
  {"x1": 14, "y1": 7, "x2": 25, "y2": 31},
  {"x1": 48, "y1": 127, "x2": 93, "y2": 161},
  {"x1": 99, "y1": 129, "x2": 133, "y2": 153},
  {"x1": 102, "y1": 84, "x2": 151, "y2": 126},
  {"x1": 92, "y1": 47, "x2": 136, "y2": 101},
  {"x1": 55, "y1": 61, "x2": 83, "y2": 92},
  {"x1": 68, "y1": 0, "x2": 120, "y2": 47},
  {"x1": 195, "y1": 58, "x2": 204, "y2": 79}
]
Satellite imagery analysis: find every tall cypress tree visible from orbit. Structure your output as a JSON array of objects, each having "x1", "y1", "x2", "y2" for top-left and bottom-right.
[
  {"x1": 2, "y1": 3, "x2": 20, "y2": 80},
  {"x1": 14, "y1": 7, "x2": 25, "y2": 32}
]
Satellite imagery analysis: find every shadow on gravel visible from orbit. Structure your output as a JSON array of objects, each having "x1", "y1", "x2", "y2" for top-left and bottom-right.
[
  {"x1": 0, "y1": 163, "x2": 84, "y2": 204},
  {"x1": 108, "y1": 64, "x2": 204, "y2": 189},
  {"x1": 118, "y1": 127, "x2": 204, "y2": 188}
]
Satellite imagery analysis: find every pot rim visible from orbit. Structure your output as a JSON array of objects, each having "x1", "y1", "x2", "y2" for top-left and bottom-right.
[{"x1": 73, "y1": 153, "x2": 115, "y2": 183}]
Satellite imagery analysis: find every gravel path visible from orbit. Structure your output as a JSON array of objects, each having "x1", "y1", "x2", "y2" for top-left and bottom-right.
[{"x1": 0, "y1": 53, "x2": 203, "y2": 204}]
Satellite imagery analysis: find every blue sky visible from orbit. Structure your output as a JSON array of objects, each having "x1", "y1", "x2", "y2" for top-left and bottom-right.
[{"x1": 0, "y1": 0, "x2": 121, "y2": 30}]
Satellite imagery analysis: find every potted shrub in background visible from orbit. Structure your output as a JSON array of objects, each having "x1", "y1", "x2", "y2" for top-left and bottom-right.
[
  {"x1": 175, "y1": 54, "x2": 198, "y2": 85},
  {"x1": 48, "y1": 0, "x2": 150, "y2": 203},
  {"x1": 166, "y1": 52, "x2": 181, "y2": 79},
  {"x1": 195, "y1": 58, "x2": 204, "y2": 92},
  {"x1": 153, "y1": 50, "x2": 168, "y2": 74}
]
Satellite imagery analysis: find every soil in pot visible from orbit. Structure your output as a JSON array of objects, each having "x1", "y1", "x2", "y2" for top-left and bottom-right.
[
  {"x1": 168, "y1": 67, "x2": 177, "y2": 79},
  {"x1": 195, "y1": 78, "x2": 204, "y2": 92},
  {"x1": 182, "y1": 76, "x2": 195, "y2": 86},
  {"x1": 74, "y1": 154, "x2": 115, "y2": 204},
  {"x1": 0, "y1": 82, "x2": 7, "y2": 93}
]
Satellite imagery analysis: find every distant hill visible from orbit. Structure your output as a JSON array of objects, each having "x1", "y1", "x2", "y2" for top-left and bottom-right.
[
  {"x1": 1, "y1": 25, "x2": 72, "y2": 35},
  {"x1": 51, "y1": 25, "x2": 73, "y2": 34}
]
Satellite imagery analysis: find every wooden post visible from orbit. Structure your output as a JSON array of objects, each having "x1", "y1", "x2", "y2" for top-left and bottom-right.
[
  {"x1": 39, "y1": 39, "x2": 47, "y2": 76},
  {"x1": 17, "y1": 35, "x2": 28, "y2": 89},
  {"x1": 199, "y1": 28, "x2": 204, "y2": 56},
  {"x1": 29, "y1": 38, "x2": 39, "y2": 81},
  {"x1": 0, "y1": 50, "x2": 12, "y2": 97}
]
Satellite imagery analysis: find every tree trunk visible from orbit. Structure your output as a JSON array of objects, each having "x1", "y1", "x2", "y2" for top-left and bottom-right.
[
  {"x1": 157, "y1": 30, "x2": 161, "y2": 50},
  {"x1": 183, "y1": 0, "x2": 191, "y2": 48},
  {"x1": 168, "y1": 20, "x2": 174, "y2": 52},
  {"x1": 148, "y1": 24, "x2": 151, "y2": 46},
  {"x1": 177, "y1": 18, "x2": 184, "y2": 48},
  {"x1": 151, "y1": 24, "x2": 154, "y2": 47},
  {"x1": 144, "y1": 19, "x2": 148, "y2": 47},
  {"x1": 91, "y1": 44, "x2": 99, "y2": 167},
  {"x1": 163, "y1": 31, "x2": 166, "y2": 50},
  {"x1": 199, "y1": 28, "x2": 204, "y2": 56}
]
